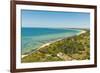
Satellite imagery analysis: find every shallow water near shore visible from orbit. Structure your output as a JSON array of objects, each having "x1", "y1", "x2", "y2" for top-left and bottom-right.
[{"x1": 21, "y1": 28, "x2": 82, "y2": 55}]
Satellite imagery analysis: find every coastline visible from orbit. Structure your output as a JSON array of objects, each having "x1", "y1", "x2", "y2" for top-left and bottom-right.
[
  {"x1": 38, "y1": 30, "x2": 86, "y2": 49},
  {"x1": 21, "y1": 30, "x2": 86, "y2": 58},
  {"x1": 76, "y1": 30, "x2": 86, "y2": 35}
]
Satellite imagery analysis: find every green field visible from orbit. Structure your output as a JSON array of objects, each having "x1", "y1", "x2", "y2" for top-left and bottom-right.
[{"x1": 22, "y1": 30, "x2": 90, "y2": 63}]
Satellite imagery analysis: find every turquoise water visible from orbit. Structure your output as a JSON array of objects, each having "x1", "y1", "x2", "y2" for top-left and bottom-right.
[{"x1": 21, "y1": 28, "x2": 82, "y2": 55}]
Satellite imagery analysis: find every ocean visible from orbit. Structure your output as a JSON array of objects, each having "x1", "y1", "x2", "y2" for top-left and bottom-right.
[{"x1": 21, "y1": 28, "x2": 82, "y2": 55}]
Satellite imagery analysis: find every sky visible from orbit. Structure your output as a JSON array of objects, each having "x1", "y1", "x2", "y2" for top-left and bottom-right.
[{"x1": 21, "y1": 10, "x2": 90, "y2": 28}]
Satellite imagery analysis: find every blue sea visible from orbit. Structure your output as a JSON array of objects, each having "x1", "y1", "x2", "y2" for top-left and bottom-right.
[{"x1": 21, "y1": 28, "x2": 82, "y2": 55}]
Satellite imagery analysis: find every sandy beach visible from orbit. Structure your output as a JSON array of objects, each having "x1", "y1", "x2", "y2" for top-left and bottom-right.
[
  {"x1": 76, "y1": 30, "x2": 86, "y2": 35},
  {"x1": 22, "y1": 54, "x2": 28, "y2": 58}
]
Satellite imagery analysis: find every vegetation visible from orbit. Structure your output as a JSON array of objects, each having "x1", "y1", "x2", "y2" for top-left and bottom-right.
[{"x1": 22, "y1": 30, "x2": 90, "y2": 63}]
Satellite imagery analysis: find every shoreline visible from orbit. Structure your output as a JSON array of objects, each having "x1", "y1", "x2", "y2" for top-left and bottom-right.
[
  {"x1": 76, "y1": 30, "x2": 86, "y2": 35},
  {"x1": 38, "y1": 30, "x2": 86, "y2": 49},
  {"x1": 21, "y1": 30, "x2": 86, "y2": 58}
]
